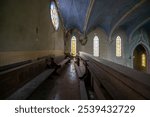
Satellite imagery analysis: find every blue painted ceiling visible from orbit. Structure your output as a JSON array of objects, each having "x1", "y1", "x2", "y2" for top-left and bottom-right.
[
  {"x1": 86, "y1": 0, "x2": 141, "y2": 34},
  {"x1": 120, "y1": 1, "x2": 150, "y2": 36},
  {"x1": 56, "y1": 0, "x2": 150, "y2": 36},
  {"x1": 57, "y1": 0, "x2": 90, "y2": 33}
]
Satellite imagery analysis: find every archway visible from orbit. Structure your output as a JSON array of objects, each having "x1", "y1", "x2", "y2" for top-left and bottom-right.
[{"x1": 133, "y1": 45, "x2": 147, "y2": 72}]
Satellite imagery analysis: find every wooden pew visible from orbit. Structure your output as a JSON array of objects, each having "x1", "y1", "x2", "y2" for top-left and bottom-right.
[
  {"x1": 74, "y1": 64, "x2": 84, "y2": 78},
  {"x1": 79, "y1": 52, "x2": 150, "y2": 100},
  {"x1": 6, "y1": 57, "x2": 70, "y2": 100},
  {"x1": 58, "y1": 57, "x2": 70, "y2": 66},
  {"x1": 57, "y1": 57, "x2": 70, "y2": 72},
  {"x1": 0, "y1": 60, "x2": 32, "y2": 72},
  {"x1": 0, "y1": 55, "x2": 65, "y2": 99},
  {"x1": 74, "y1": 59, "x2": 88, "y2": 100},
  {"x1": 7, "y1": 69, "x2": 54, "y2": 100},
  {"x1": 0, "y1": 58, "x2": 48, "y2": 99}
]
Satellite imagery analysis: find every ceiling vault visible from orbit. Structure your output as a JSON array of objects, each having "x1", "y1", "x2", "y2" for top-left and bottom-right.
[
  {"x1": 83, "y1": 0, "x2": 95, "y2": 35},
  {"x1": 129, "y1": 17, "x2": 150, "y2": 43},
  {"x1": 109, "y1": 0, "x2": 146, "y2": 41},
  {"x1": 55, "y1": 0, "x2": 149, "y2": 39}
]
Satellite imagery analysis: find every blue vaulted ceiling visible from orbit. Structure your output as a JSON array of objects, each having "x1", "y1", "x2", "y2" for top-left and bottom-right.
[
  {"x1": 120, "y1": 1, "x2": 150, "y2": 36},
  {"x1": 86, "y1": 0, "x2": 141, "y2": 34},
  {"x1": 57, "y1": 0, "x2": 90, "y2": 33},
  {"x1": 56, "y1": 0, "x2": 150, "y2": 37}
]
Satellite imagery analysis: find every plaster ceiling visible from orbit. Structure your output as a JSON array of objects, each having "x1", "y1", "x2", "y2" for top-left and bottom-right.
[{"x1": 56, "y1": 0, "x2": 150, "y2": 37}]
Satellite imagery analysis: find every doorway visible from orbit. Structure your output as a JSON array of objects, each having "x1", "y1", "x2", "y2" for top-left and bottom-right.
[{"x1": 133, "y1": 45, "x2": 147, "y2": 72}]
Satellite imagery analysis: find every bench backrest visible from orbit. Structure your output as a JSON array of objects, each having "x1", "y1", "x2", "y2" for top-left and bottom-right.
[
  {"x1": 80, "y1": 52, "x2": 150, "y2": 100},
  {"x1": 0, "y1": 59, "x2": 47, "y2": 99}
]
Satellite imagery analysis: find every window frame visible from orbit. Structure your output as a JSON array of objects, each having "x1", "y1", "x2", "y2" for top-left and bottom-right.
[
  {"x1": 116, "y1": 36, "x2": 122, "y2": 57},
  {"x1": 141, "y1": 53, "x2": 146, "y2": 67},
  {"x1": 50, "y1": 1, "x2": 59, "y2": 31},
  {"x1": 93, "y1": 35, "x2": 99, "y2": 57},
  {"x1": 71, "y1": 36, "x2": 77, "y2": 56}
]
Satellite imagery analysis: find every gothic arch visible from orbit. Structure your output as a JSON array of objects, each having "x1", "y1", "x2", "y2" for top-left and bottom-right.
[
  {"x1": 131, "y1": 42, "x2": 150, "y2": 72},
  {"x1": 129, "y1": 18, "x2": 150, "y2": 43},
  {"x1": 131, "y1": 42, "x2": 150, "y2": 59}
]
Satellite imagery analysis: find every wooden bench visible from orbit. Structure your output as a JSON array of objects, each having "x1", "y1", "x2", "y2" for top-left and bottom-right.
[
  {"x1": 6, "y1": 57, "x2": 70, "y2": 100},
  {"x1": 57, "y1": 57, "x2": 70, "y2": 72},
  {"x1": 74, "y1": 60, "x2": 88, "y2": 100},
  {"x1": 0, "y1": 60, "x2": 32, "y2": 72},
  {"x1": 59, "y1": 57, "x2": 70, "y2": 66},
  {"x1": 7, "y1": 69, "x2": 54, "y2": 100},
  {"x1": 79, "y1": 52, "x2": 150, "y2": 100},
  {"x1": 0, "y1": 58, "x2": 48, "y2": 99},
  {"x1": 74, "y1": 64, "x2": 84, "y2": 78}
]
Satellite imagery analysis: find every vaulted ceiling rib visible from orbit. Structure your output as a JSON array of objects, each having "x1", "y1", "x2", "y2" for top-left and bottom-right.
[{"x1": 56, "y1": 0, "x2": 150, "y2": 37}]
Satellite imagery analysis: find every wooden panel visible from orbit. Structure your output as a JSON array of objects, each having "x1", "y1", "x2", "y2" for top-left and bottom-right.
[{"x1": 0, "y1": 58, "x2": 47, "y2": 99}]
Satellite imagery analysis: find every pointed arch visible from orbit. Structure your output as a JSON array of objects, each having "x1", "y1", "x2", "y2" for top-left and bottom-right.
[
  {"x1": 129, "y1": 17, "x2": 150, "y2": 43},
  {"x1": 93, "y1": 35, "x2": 99, "y2": 57},
  {"x1": 71, "y1": 36, "x2": 77, "y2": 56},
  {"x1": 133, "y1": 44, "x2": 147, "y2": 72},
  {"x1": 116, "y1": 36, "x2": 122, "y2": 57},
  {"x1": 130, "y1": 42, "x2": 150, "y2": 72}
]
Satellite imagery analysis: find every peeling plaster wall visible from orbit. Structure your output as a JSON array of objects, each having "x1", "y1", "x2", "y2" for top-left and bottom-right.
[{"x1": 0, "y1": 0, "x2": 64, "y2": 66}]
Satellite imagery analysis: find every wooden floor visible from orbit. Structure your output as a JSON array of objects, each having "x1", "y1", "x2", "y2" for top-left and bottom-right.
[{"x1": 28, "y1": 61, "x2": 80, "y2": 100}]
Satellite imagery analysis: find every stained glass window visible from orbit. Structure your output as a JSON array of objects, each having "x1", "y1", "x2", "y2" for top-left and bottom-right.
[
  {"x1": 141, "y1": 53, "x2": 146, "y2": 67},
  {"x1": 93, "y1": 36, "x2": 99, "y2": 57},
  {"x1": 116, "y1": 36, "x2": 121, "y2": 57},
  {"x1": 71, "y1": 36, "x2": 76, "y2": 56},
  {"x1": 50, "y1": 1, "x2": 59, "y2": 30}
]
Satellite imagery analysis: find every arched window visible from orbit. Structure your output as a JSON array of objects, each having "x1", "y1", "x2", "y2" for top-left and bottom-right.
[
  {"x1": 71, "y1": 36, "x2": 76, "y2": 56},
  {"x1": 133, "y1": 45, "x2": 147, "y2": 72},
  {"x1": 116, "y1": 36, "x2": 121, "y2": 57},
  {"x1": 50, "y1": 1, "x2": 59, "y2": 30},
  {"x1": 93, "y1": 36, "x2": 99, "y2": 57},
  {"x1": 141, "y1": 53, "x2": 146, "y2": 67}
]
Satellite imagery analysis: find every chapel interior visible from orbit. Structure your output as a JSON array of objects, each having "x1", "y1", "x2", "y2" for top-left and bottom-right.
[{"x1": 0, "y1": 0, "x2": 150, "y2": 100}]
